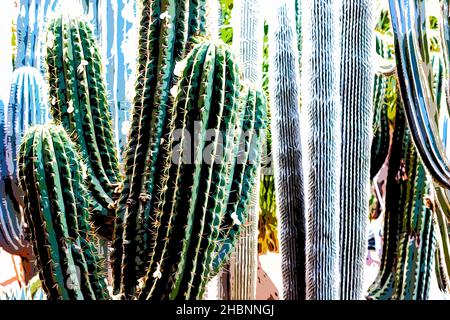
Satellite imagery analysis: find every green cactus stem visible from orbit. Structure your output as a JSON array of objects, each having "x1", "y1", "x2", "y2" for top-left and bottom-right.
[
  {"x1": 46, "y1": 15, "x2": 121, "y2": 239},
  {"x1": 18, "y1": 124, "x2": 109, "y2": 300}
]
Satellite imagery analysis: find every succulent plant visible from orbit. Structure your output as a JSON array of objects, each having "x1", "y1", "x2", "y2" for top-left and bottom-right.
[
  {"x1": 0, "y1": 66, "x2": 49, "y2": 257},
  {"x1": 45, "y1": 15, "x2": 121, "y2": 239},
  {"x1": 18, "y1": 125, "x2": 109, "y2": 300}
]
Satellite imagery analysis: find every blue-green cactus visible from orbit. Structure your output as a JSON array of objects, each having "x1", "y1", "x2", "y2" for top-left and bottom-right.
[{"x1": 0, "y1": 66, "x2": 49, "y2": 256}]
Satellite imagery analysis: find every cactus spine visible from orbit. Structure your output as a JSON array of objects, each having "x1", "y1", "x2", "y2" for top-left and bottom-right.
[
  {"x1": 46, "y1": 16, "x2": 121, "y2": 239},
  {"x1": 302, "y1": 0, "x2": 342, "y2": 300},
  {"x1": 267, "y1": 0, "x2": 305, "y2": 300},
  {"x1": 0, "y1": 67, "x2": 49, "y2": 256},
  {"x1": 18, "y1": 125, "x2": 109, "y2": 300},
  {"x1": 225, "y1": 0, "x2": 265, "y2": 300},
  {"x1": 338, "y1": 0, "x2": 374, "y2": 300}
]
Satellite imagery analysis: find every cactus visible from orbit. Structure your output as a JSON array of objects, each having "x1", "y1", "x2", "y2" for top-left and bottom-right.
[
  {"x1": 224, "y1": 0, "x2": 265, "y2": 300},
  {"x1": 338, "y1": 0, "x2": 374, "y2": 300},
  {"x1": 0, "y1": 67, "x2": 49, "y2": 256},
  {"x1": 302, "y1": 0, "x2": 342, "y2": 300},
  {"x1": 389, "y1": 0, "x2": 450, "y2": 188},
  {"x1": 367, "y1": 103, "x2": 436, "y2": 300},
  {"x1": 0, "y1": 0, "x2": 14, "y2": 103},
  {"x1": 16, "y1": 0, "x2": 60, "y2": 73},
  {"x1": 434, "y1": 186, "x2": 450, "y2": 294},
  {"x1": 132, "y1": 41, "x2": 267, "y2": 300},
  {"x1": 111, "y1": 0, "x2": 207, "y2": 297},
  {"x1": 18, "y1": 125, "x2": 110, "y2": 300},
  {"x1": 267, "y1": 0, "x2": 305, "y2": 300},
  {"x1": 370, "y1": 72, "x2": 391, "y2": 179},
  {"x1": 45, "y1": 15, "x2": 121, "y2": 239},
  {"x1": 213, "y1": 86, "x2": 266, "y2": 300}
]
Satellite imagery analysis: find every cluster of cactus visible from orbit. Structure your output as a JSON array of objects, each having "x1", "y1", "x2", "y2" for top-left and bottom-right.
[{"x1": 14, "y1": 0, "x2": 267, "y2": 300}]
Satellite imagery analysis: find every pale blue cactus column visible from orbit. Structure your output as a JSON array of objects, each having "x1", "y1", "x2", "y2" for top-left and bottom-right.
[
  {"x1": 268, "y1": 0, "x2": 305, "y2": 300},
  {"x1": 338, "y1": 0, "x2": 375, "y2": 300},
  {"x1": 0, "y1": 67, "x2": 49, "y2": 256},
  {"x1": 302, "y1": 0, "x2": 342, "y2": 300},
  {"x1": 16, "y1": 0, "x2": 60, "y2": 74}
]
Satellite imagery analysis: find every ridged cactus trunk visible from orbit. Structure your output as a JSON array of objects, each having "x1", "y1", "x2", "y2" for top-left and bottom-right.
[
  {"x1": 133, "y1": 41, "x2": 266, "y2": 300},
  {"x1": 226, "y1": 0, "x2": 265, "y2": 300},
  {"x1": 112, "y1": 0, "x2": 208, "y2": 298},
  {"x1": 368, "y1": 104, "x2": 436, "y2": 300},
  {"x1": 18, "y1": 125, "x2": 110, "y2": 300},
  {"x1": 45, "y1": 15, "x2": 121, "y2": 239},
  {"x1": 16, "y1": 0, "x2": 60, "y2": 74},
  {"x1": 338, "y1": 0, "x2": 374, "y2": 300},
  {"x1": 267, "y1": 0, "x2": 305, "y2": 300},
  {"x1": 302, "y1": 0, "x2": 342, "y2": 299},
  {"x1": 0, "y1": 67, "x2": 49, "y2": 256}
]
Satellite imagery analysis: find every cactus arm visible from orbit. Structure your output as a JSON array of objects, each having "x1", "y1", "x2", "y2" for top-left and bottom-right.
[
  {"x1": 266, "y1": 0, "x2": 305, "y2": 300},
  {"x1": 19, "y1": 125, "x2": 110, "y2": 300},
  {"x1": 338, "y1": 0, "x2": 374, "y2": 300},
  {"x1": 46, "y1": 16, "x2": 121, "y2": 239},
  {"x1": 389, "y1": 0, "x2": 450, "y2": 188}
]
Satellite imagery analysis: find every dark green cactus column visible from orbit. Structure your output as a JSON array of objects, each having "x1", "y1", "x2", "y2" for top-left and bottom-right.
[
  {"x1": 112, "y1": 0, "x2": 209, "y2": 298},
  {"x1": 18, "y1": 125, "x2": 109, "y2": 300},
  {"x1": 46, "y1": 15, "x2": 121, "y2": 239},
  {"x1": 338, "y1": 0, "x2": 374, "y2": 299},
  {"x1": 302, "y1": 0, "x2": 342, "y2": 299},
  {"x1": 133, "y1": 41, "x2": 241, "y2": 300},
  {"x1": 368, "y1": 104, "x2": 436, "y2": 300}
]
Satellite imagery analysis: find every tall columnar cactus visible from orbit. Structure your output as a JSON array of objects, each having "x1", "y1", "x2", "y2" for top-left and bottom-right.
[
  {"x1": 338, "y1": 0, "x2": 374, "y2": 300},
  {"x1": 225, "y1": 0, "x2": 265, "y2": 300},
  {"x1": 112, "y1": 0, "x2": 208, "y2": 297},
  {"x1": 267, "y1": 0, "x2": 305, "y2": 300},
  {"x1": 368, "y1": 103, "x2": 436, "y2": 300},
  {"x1": 18, "y1": 125, "x2": 109, "y2": 300},
  {"x1": 45, "y1": 15, "x2": 121, "y2": 239},
  {"x1": 0, "y1": 67, "x2": 49, "y2": 256},
  {"x1": 16, "y1": 0, "x2": 60, "y2": 73},
  {"x1": 302, "y1": 0, "x2": 342, "y2": 300}
]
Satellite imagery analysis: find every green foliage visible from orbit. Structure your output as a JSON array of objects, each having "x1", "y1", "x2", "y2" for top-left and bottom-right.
[{"x1": 220, "y1": 0, "x2": 233, "y2": 45}]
